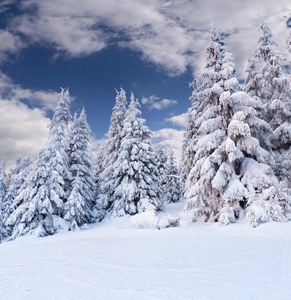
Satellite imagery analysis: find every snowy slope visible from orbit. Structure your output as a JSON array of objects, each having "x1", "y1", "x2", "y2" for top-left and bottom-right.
[{"x1": 0, "y1": 202, "x2": 291, "y2": 300}]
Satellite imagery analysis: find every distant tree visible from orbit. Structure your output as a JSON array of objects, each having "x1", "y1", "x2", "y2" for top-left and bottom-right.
[
  {"x1": 111, "y1": 93, "x2": 163, "y2": 216},
  {"x1": 6, "y1": 89, "x2": 72, "y2": 239},
  {"x1": 96, "y1": 88, "x2": 127, "y2": 219},
  {"x1": 94, "y1": 146, "x2": 105, "y2": 197},
  {"x1": 64, "y1": 109, "x2": 96, "y2": 230},
  {"x1": 183, "y1": 24, "x2": 290, "y2": 227},
  {"x1": 244, "y1": 55, "x2": 262, "y2": 98},
  {"x1": 2, "y1": 155, "x2": 32, "y2": 237},
  {"x1": 165, "y1": 150, "x2": 181, "y2": 203},
  {"x1": 180, "y1": 79, "x2": 201, "y2": 192},
  {"x1": 0, "y1": 160, "x2": 7, "y2": 241},
  {"x1": 154, "y1": 144, "x2": 168, "y2": 200}
]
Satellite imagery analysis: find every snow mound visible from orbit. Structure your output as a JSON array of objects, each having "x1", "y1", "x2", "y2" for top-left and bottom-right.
[
  {"x1": 158, "y1": 214, "x2": 180, "y2": 229},
  {"x1": 130, "y1": 211, "x2": 159, "y2": 229},
  {"x1": 130, "y1": 211, "x2": 180, "y2": 230}
]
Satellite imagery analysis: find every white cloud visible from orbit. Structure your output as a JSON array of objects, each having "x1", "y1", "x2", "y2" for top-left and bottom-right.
[
  {"x1": 0, "y1": 1, "x2": 15, "y2": 13},
  {"x1": 0, "y1": 30, "x2": 23, "y2": 63},
  {"x1": 121, "y1": 21, "x2": 198, "y2": 76},
  {"x1": 166, "y1": 112, "x2": 188, "y2": 127},
  {"x1": 0, "y1": 71, "x2": 70, "y2": 170},
  {"x1": 4, "y1": 0, "x2": 291, "y2": 77},
  {"x1": 14, "y1": 14, "x2": 107, "y2": 58},
  {"x1": 0, "y1": 71, "x2": 61, "y2": 110},
  {"x1": 152, "y1": 99, "x2": 178, "y2": 110},
  {"x1": 13, "y1": 88, "x2": 61, "y2": 110},
  {"x1": 0, "y1": 98, "x2": 50, "y2": 170},
  {"x1": 141, "y1": 95, "x2": 159, "y2": 105},
  {"x1": 152, "y1": 128, "x2": 183, "y2": 163},
  {"x1": 12, "y1": 0, "x2": 199, "y2": 73},
  {"x1": 142, "y1": 95, "x2": 177, "y2": 110},
  {"x1": 163, "y1": 0, "x2": 291, "y2": 77}
]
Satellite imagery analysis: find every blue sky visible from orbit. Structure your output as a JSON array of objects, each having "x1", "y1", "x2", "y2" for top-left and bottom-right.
[{"x1": 0, "y1": 0, "x2": 290, "y2": 169}]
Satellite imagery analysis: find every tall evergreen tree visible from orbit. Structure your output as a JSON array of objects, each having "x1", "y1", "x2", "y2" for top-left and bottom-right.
[
  {"x1": 180, "y1": 80, "x2": 201, "y2": 191},
  {"x1": 96, "y1": 88, "x2": 127, "y2": 219},
  {"x1": 2, "y1": 155, "x2": 32, "y2": 237},
  {"x1": 111, "y1": 93, "x2": 163, "y2": 217},
  {"x1": 245, "y1": 18, "x2": 291, "y2": 113},
  {"x1": 6, "y1": 89, "x2": 72, "y2": 239},
  {"x1": 183, "y1": 24, "x2": 290, "y2": 227},
  {"x1": 64, "y1": 108, "x2": 96, "y2": 230},
  {"x1": 244, "y1": 55, "x2": 262, "y2": 98},
  {"x1": 154, "y1": 144, "x2": 168, "y2": 200},
  {"x1": 94, "y1": 146, "x2": 105, "y2": 197},
  {"x1": 245, "y1": 18, "x2": 291, "y2": 185},
  {"x1": 166, "y1": 150, "x2": 181, "y2": 203}
]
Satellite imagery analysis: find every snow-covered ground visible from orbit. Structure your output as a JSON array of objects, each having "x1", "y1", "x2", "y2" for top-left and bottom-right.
[{"x1": 1, "y1": 202, "x2": 291, "y2": 300}]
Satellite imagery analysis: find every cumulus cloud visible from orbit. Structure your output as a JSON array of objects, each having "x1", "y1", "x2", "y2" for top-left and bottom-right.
[
  {"x1": 0, "y1": 71, "x2": 61, "y2": 110},
  {"x1": 14, "y1": 15, "x2": 107, "y2": 58},
  {"x1": 0, "y1": 30, "x2": 23, "y2": 63},
  {"x1": 163, "y1": 0, "x2": 291, "y2": 77},
  {"x1": 120, "y1": 21, "x2": 199, "y2": 76},
  {"x1": 142, "y1": 95, "x2": 178, "y2": 110},
  {"x1": 4, "y1": 0, "x2": 289, "y2": 77},
  {"x1": 0, "y1": 71, "x2": 68, "y2": 169},
  {"x1": 152, "y1": 128, "x2": 183, "y2": 163},
  {"x1": 166, "y1": 112, "x2": 188, "y2": 127},
  {"x1": 11, "y1": 0, "x2": 199, "y2": 74},
  {"x1": 0, "y1": 98, "x2": 50, "y2": 170}
]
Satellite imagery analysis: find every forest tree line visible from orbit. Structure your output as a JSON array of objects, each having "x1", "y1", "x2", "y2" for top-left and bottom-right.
[{"x1": 0, "y1": 18, "x2": 291, "y2": 242}]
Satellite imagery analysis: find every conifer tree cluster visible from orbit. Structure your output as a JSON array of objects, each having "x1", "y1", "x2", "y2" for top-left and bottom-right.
[
  {"x1": 0, "y1": 18, "x2": 290, "y2": 242},
  {"x1": 0, "y1": 89, "x2": 98, "y2": 240},
  {"x1": 0, "y1": 88, "x2": 180, "y2": 241},
  {"x1": 181, "y1": 20, "x2": 291, "y2": 227},
  {"x1": 96, "y1": 91, "x2": 165, "y2": 219}
]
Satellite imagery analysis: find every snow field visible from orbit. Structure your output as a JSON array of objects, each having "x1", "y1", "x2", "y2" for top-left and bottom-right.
[{"x1": 1, "y1": 203, "x2": 291, "y2": 300}]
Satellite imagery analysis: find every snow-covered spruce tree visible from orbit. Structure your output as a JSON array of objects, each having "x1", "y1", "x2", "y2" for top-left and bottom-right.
[
  {"x1": 180, "y1": 79, "x2": 204, "y2": 192},
  {"x1": 2, "y1": 155, "x2": 32, "y2": 237},
  {"x1": 64, "y1": 109, "x2": 96, "y2": 230},
  {"x1": 0, "y1": 161, "x2": 7, "y2": 241},
  {"x1": 96, "y1": 88, "x2": 127, "y2": 219},
  {"x1": 244, "y1": 55, "x2": 262, "y2": 98},
  {"x1": 165, "y1": 149, "x2": 181, "y2": 203},
  {"x1": 183, "y1": 24, "x2": 290, "y2": 227},
  {"x1": 183, "y1": 23, "x2": 238, "y2": 224},
  {"x1": 94, "y1": 146, "x2": 105, "y2": 197},
  {"x1": 246, "y1": 18, "x2": 291, "y2": 114},
  {"x1": 6, "y1": 89, "x2": 72, "y2": 239},
  {"x1": 154, "y1": 144, "x2": 168, "y2": 200},
  {"x1": 180, "y1": 114, "x2": 195, "y2": 191},
  {"x1": 245, "y1": 18, "x2": 291, "y2": 184},
  {"x1": 111, "y1": 93, "x2": 163, "y2": 217}
]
